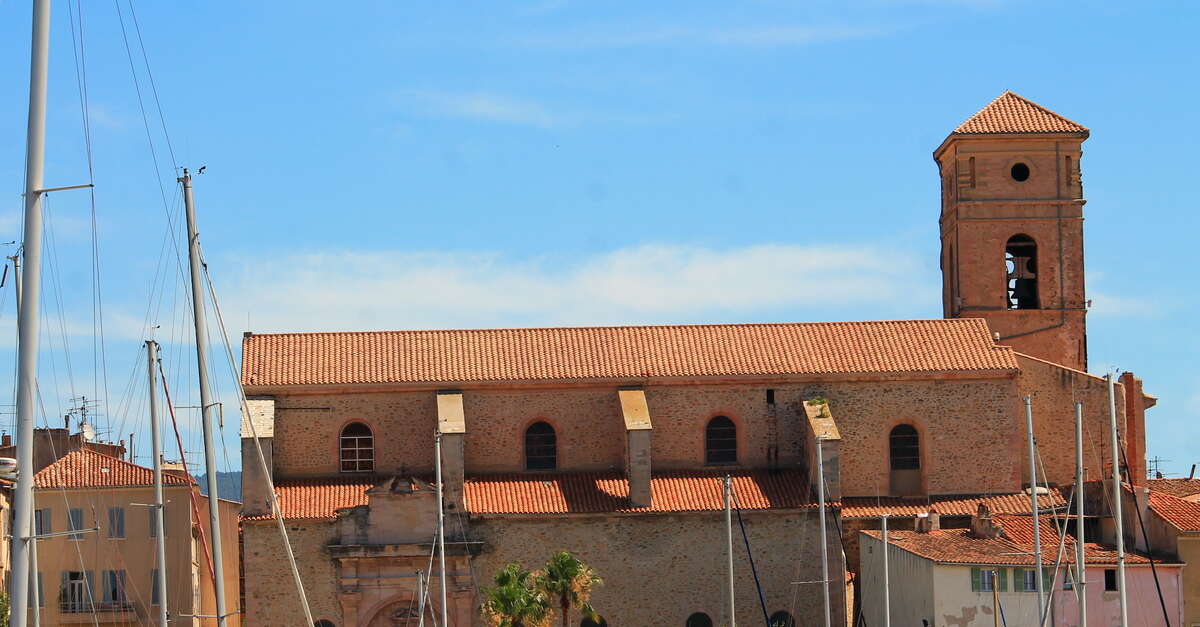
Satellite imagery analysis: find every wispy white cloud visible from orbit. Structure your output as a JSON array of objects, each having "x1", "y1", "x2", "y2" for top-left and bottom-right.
[
  {"x1": 395, "y1": 89, "x2": 660, "y2": 129},
  {"x1": 508, "y1": 24, "x2": 891, "y2": 49},
  {"x1": 399, "y1": 90, "x2": 567, "y2": 128},
  {"x1": 87, "y1": 104, "x2": 128, "y2": 131},
  {"x1": 1087, "y1": 272, "x2": 1160, "y2": 318},
  {"x1": 213, "y1": 242, "x2": 935, "y2": 336}
]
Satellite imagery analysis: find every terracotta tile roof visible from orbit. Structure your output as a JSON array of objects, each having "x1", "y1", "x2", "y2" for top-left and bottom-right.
[
  {"x1": 246, "y1": 471, "x2": 813, "y2": 520},
  {"x1": 241, "y1": 319, "x2": 1017, "y2": 387},
  {"x1": 34, "y1": 449, "x2": 191, "y2": 490},
  {"x1": 464, "y1": 470, "x2": 811, "y2": 515},
  {"x1": 953, "y1": 91, "x2": 1087, "y2": 135},
  {"x1": 1148, "y1": 478, "x2": 1200, "y2": 501},
  {"x1": 242, "y1": 475, "x2": 378, "y2": 521},
  {"x1": 863, "y1": 514, "x2": 1155, "y2": 566},
  {"x1": 1149, "y1": 490, "x2": 1200, "y2": 533},
  {"x1": 842, "y1": 490, "x2": 1068, "y2": 519}
]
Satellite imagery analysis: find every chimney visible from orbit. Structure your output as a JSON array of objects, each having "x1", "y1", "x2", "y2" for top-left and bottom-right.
[
  {"x1": 619, "y1": 389, "x2": 653, "y2": 508},
  {"x1": 1120, "y1": 372, "x2": 1149, "y2": 487},
  {"x1": 915, "y1": 511, "x2": 941, "y2": 533},
  {"x1": 970, "y1": 503, "x2": 1003, "y2": 540},
  {"x1": 162, "y1": 461, "x2": 190, "y2": 482},
  {"x1": 435, "y1": 392, "x2": 467, "y2": 511}
]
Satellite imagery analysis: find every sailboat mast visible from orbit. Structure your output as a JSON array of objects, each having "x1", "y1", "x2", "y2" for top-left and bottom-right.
[
  {"x1": 180, "y1": 169, "x2": 228, "y2": 625},
  {"x1": 13, "y1": 255, "x2": 40, "y2": 627},
  {"x1": 1107, "y1": 373, "x2": 1128, "y2": 626},
  {"x1": 1074, "y1": 401, "x2": 1087, "y2": 626},
  {"x1": 11, "y1": 0, "x2": 52, "y2": 624},
  {"x1": 723, "y1": 474, "x2": 736, "y2": 627},
  {"x1": 816, "y1": 436, "x2": 831, "y2": 627},
  {"x1": 147, "y1": 340, "x2": 170, "y2": 626},
  {"x1": 435, "y1": 432, "x2": 448, "y2": 627},
  {"x1": 880, "y1": 515, "x2": 890, "y2": 627},
  {"x1": 1024, "y1": 395, "x2": 1045, "y2": 616}
]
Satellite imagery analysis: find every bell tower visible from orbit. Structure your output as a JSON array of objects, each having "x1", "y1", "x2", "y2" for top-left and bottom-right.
[{"x1": 934, "y1": 91, "x2": 1090, "y2": 371}]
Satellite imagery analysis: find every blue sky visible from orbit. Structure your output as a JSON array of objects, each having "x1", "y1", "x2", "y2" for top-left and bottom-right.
[{"x1": 0, "y1": 1, "x2": 1195, "y2": 479}]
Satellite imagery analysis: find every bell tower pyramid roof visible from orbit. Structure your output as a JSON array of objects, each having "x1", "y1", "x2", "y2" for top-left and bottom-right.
[{"x1": 951, "y1": 90, "x2": 1088, "y2": 135}]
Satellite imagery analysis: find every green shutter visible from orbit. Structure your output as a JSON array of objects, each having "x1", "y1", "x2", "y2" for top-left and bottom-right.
[
  {"x1": 1044, "y1": 568, "x2": 1054, "y2": 590},
  {"x1": 998, "y1": 567, "x2": 1008, "y2": 592},
  {"x1": 971, "y1": 567, "x2": 981, "y2": 591},
  {"x1": 1012, "y1": 568, "x2": 1024, "y2": 591}
]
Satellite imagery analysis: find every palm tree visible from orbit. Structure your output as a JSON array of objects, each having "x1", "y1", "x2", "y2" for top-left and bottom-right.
[
  {"x1": 536, "y1": 551, "x2": 603, "y2": 627},
  {"x1": 480, "y1": 563, "x2": 552, "y2": 627}
]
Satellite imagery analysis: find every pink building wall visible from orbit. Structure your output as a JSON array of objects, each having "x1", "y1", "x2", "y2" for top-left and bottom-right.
[{"x1": 1051, "y1": 565, "x2": 1184, "y2": 626}]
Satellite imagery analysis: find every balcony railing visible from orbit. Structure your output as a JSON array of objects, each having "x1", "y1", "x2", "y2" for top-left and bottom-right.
[{"x1": 60, "y1": 599, "x2": 135, "y2": 613}]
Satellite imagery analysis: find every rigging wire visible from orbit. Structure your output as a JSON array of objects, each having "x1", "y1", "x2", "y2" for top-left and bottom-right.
[
  {"x1": 730, "y1": 480, "x2": 771, "y2": 626},
  {"x1": 199, "y1": 246, "x2": 316, "y2": 623}
]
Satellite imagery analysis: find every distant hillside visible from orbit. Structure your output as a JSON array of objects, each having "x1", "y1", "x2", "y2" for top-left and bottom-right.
[{"x1": 197, "y1": 471, "x2": 242, "y2": 500}]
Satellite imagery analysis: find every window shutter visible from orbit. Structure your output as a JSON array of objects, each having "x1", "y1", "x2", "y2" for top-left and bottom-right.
[
  {"x1": 971, "y1": 567, "x2": 981, "y2": 591},
  {"x1": 1012, "y1": 568, "x2": 1023, "y2": 591},
  {"x1": 85, "y1": 571, "x2": 95, "y2": 609},
  {"x1": 1043, "y1": 567, "x2": 1054, "y2": 589},
  {"x1": 998, "y1": 567, "x2": 1008, "y2": 592}
]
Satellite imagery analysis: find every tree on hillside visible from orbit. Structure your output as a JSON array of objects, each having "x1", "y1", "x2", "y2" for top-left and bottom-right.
[
  {"x1": 480, "y1": 563, "x2": 552, "y2": 627},
  {"x1": 536, "y1": 551, "x2": 603, "y2": 627}
]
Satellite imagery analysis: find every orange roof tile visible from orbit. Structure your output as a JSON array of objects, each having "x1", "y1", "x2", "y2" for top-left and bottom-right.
[
  {"x1": 34, "y1": 449, "x2": 191, "y2": 490},
  {"x1": 464, "y1": 470, "x2": 811, "y2": 515},
  {"x1": 242, "y1": 475, "x2": 377, "y2": 521},
  {"x1": 952, "y1": 91, "x2": 1088, "y2": 135},
  {"x1": 1148, "y1": 478, "x2": 1200, "y2": 501},
  {"x1": 1149, "y1": 490, "x2": 1200, "y2": 533},
  {"x1": 863, "y1": 514, "x2": 1157, "y2": 566},
  {"x1": 245, "y1": 471, "x2": 813, "y2": 520},
  {"x1": 241, "y1": 319, "x2": 1017, "y2": 387},
  {"x1": 842, "y1": 490, "x2": 1068, "y2": 519}
]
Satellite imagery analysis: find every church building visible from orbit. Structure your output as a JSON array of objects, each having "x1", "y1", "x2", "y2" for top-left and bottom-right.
[{"x1": 239, "y1": 91, "x2": 1156, "y2": 626}]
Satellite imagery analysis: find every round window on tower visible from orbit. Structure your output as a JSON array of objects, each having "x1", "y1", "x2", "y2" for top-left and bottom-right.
[{"x1": 1011, "y1": 162, "x2": 1031, "y2": 182}]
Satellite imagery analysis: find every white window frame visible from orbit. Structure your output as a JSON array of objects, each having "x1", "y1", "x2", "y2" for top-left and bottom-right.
[
  {"x1": 980, "y1": 569, "x2": 996, "y2": 592},
  {"x1": 339, "y1": 424, "x2": 374, "y2": 473}
]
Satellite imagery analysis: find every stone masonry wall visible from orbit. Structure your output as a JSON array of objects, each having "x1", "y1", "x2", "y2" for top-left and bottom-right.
[
  {"x1": 268, "y1": 376, "x2": 1026, "y2": 497},
  {"x1": 272, "y1": 391, "x2": 439, "y2": 476},
  {"x1": 1015, "y1": 354, "x2": 1129, "y2": 487},
  {"x1": 243, "y1": 521, "x2": 341, "y2": 626},
  {"x1": 470, "y1": 510, "x2": 845, "y2": 627}
]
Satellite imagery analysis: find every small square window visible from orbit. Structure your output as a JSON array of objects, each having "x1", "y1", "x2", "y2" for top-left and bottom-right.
[{"x1": 1105, "y1": 569, "x2": 1119, "y2": 591}]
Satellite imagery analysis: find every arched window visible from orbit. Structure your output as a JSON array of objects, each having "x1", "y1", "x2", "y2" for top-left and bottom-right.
[
  {"x1": 890, "y1": 425, "x2": 920, "y2": 470},
  {"x1": 581, "y1": 617, "x2": 608, "y2": 627},
  {"x1": 705, "y1": 416, "x2": 737, "y2": 464},
  {"x1": 314, "y1": 620, "x2": 336, "y2": 627},
  {"x1": 889, "y1": 424, "x2": 921, "y2": 496},
  {"x1": 685, "y1": 613, "x2": 713, "y2": 627},
  {"x1": 1005, "y1": 234, "x2": 1039, "y2": 310},
  {"x1": 339, "y1": 422, "x2": 374, "y2": 473},
  {"x1": 769, "y1": 611, "x2": 796, "y2": 627},
  {"x1": 525, "y1": 421, "x2": 556, "y2": 470}
]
